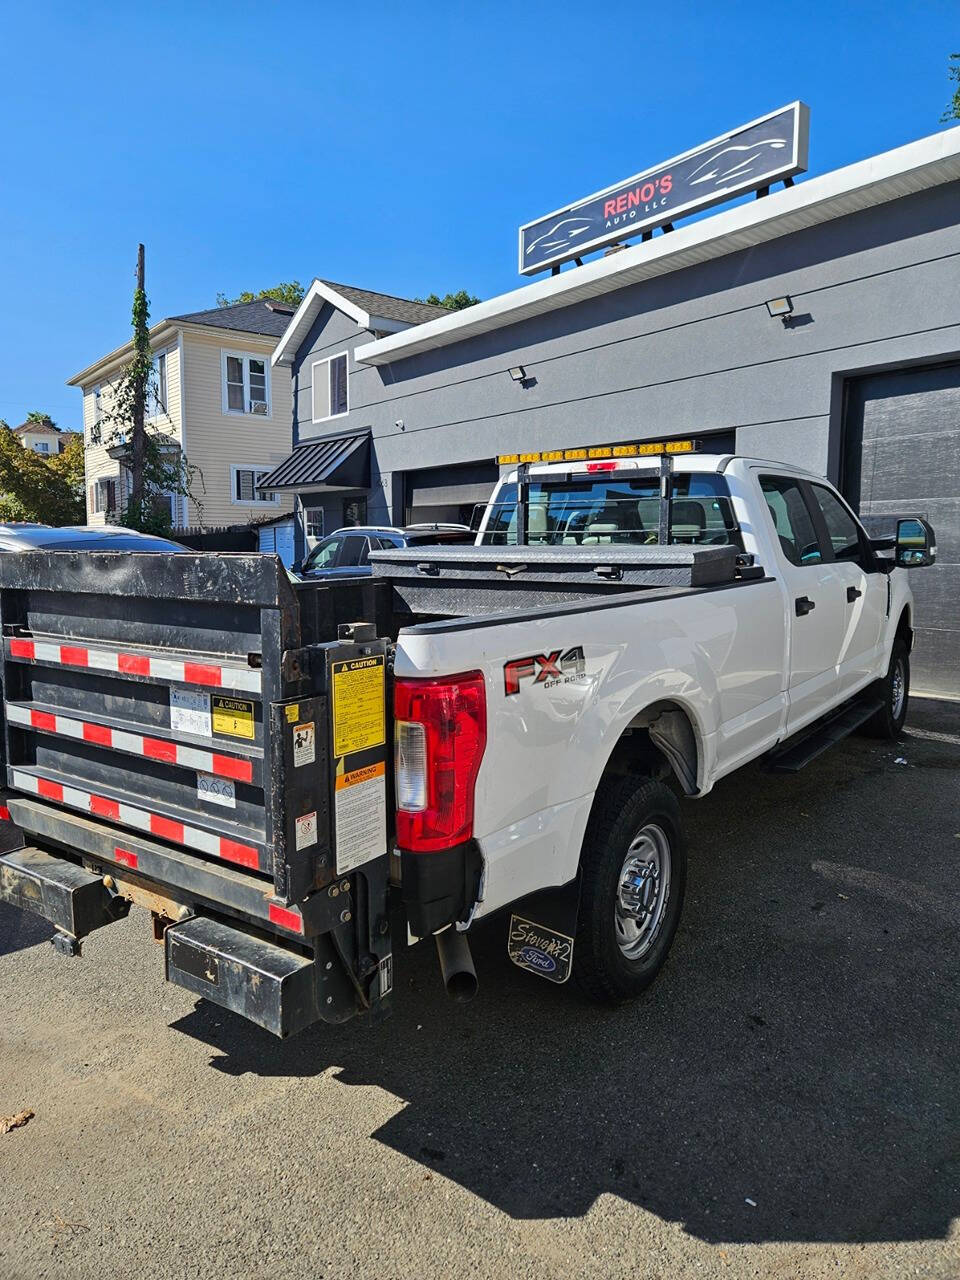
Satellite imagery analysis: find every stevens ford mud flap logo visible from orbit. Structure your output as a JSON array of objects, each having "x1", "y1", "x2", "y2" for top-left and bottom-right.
[
  {"x1": 503, "y1": 646, "x2": 587, "y2": 696},
  {"x1": 508, "y1": 915, "x2": 574, "y2": 984}
]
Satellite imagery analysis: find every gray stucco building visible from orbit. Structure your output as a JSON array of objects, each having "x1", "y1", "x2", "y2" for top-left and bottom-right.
[{"x1": 263, "y1": 124, "x2": 960, "y2": 697}]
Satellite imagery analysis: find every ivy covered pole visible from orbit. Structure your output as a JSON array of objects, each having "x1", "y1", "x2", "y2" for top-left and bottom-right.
[{"x1": 129, "y1": 243, "x2": 149, "y2": 523}]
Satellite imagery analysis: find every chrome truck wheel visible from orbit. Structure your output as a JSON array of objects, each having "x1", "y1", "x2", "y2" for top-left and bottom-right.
[{"x1": 615, "y1": 824, "x2": 672, "y2": 960}]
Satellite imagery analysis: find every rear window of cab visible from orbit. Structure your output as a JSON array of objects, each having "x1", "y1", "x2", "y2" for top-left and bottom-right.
[{"x1": 480, "y1": 472, "x2": 742, "y2": 548}]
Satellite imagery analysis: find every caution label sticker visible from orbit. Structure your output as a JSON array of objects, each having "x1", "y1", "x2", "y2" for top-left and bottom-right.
[
  {"x1": 212, "y1": 695, "x2": 255, "y2": 740},
  {"x1": 293, "y1": 722, "x2": 315, "y2": 768},
  {"x1": 332, "y1": 656, "x2": 385, "y2": 759},
  {"x1": 335, "y1": 761, "x2": 386, "y2": 875}
]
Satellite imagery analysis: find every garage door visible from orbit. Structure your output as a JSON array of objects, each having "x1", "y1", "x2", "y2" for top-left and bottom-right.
[
  {"x1": 843, "y1": 361, "x2": 960, "y2": 698},
  {"x1": 404, "y1": 461, "x2": 499, "y2": 528}
]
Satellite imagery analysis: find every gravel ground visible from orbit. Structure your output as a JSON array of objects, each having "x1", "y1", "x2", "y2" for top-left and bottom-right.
[{"x1": 1, "y1": 697, "x2": 958, "y2": 1280}]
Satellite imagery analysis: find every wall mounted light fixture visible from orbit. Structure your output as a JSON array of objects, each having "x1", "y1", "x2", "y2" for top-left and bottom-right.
[
  {"x1": 508, "y1": 366, "x2": 527, "y2": 382},
  {"x1": 765, "y1": 296, "x2": 794, "y2": 323}
]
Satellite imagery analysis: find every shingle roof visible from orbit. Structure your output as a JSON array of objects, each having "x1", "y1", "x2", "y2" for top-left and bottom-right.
[
  {"x1": 170, "y1": 298, "x2": 297, "y2": 337},
  {"x1": 13, "y1": 418, "x2": 61, "y2": 434},
  {"x1": 318, "y1": 281, "x2": 451, "y2": 326}
]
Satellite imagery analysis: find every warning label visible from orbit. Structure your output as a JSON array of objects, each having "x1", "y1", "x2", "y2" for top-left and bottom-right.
[
  {"x1": 170, "y1": 688, "x2": 211, "y2": 738},
  {"x1": 293, "y1": 721, "x2": 315, "y2": 768},
  {"x1": 295, "y1": 810, "x2": 318, "y2": 851},
  {"x1": 212, "y1": 695, "x2": 255, "y2": 740},
  {"x1": 335, "y1": 761, "x2": 386, "y2": 875},
  {"x1": 332, "y1": 656, "x2": 385, "y2": 758}
]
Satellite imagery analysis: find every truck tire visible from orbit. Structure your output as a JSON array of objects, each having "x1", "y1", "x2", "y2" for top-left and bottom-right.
[
  {"x1": 574, "y1": 775, "x2": 686, "y2": 1004},
  {"x1": 864, "y1": 637, "x2": 910, "y2": 739}
]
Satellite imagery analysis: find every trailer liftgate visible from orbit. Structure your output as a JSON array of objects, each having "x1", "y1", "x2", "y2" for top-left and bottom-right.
[{"x1": 0, "y1": 551, "x2": 393, "y2": 1037}]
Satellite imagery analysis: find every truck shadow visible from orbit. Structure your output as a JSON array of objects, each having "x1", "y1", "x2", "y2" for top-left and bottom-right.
[
  {"x1": 173, "y1": 708, "x2": 960, "y2": 1245},
  {"x1": 0, "y1": 900, "x2": 54, "y2": 957}
]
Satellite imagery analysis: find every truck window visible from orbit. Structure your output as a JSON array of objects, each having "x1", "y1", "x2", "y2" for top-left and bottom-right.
[
  {"x1": 759, "y1": 476, "x2": 823, "y2": 565},
  {"x1": 809, "y1": 484, "x2": 870, "y2": 570},
  {"x1": 481, "y1": 472, "x2": 742, "y2": 548}
]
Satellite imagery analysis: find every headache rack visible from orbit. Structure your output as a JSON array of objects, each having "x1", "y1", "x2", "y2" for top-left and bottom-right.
[{"x1": 0, "y1": 551, "x2": 393, "y2": 1037}]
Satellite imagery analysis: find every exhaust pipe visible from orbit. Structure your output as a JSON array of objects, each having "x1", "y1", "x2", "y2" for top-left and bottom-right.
[{"x1": 435, "y1": 928, "x2": 478, "y2": 1002}]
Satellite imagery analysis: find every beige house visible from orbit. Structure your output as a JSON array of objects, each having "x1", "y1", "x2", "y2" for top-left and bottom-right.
[
  {"x1": 67, "y1": 299, "x2": 296, "y2": 529},
  {"x1": 12, "y1": 416, "x2": 79, "y2": 455}
]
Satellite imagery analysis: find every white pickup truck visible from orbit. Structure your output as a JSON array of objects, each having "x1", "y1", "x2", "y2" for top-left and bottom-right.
[
  {"x1": 383, "y1": 445, "x2": 936, "y2": 1001},
  {"x1": 0, "y1": 443, "x2": 936, "y2": 1035}
]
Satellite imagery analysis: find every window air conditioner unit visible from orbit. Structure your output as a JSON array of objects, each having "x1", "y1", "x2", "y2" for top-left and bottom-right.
[{"x1": 250, "y1": 400, "x2": 268, "y2": 415}]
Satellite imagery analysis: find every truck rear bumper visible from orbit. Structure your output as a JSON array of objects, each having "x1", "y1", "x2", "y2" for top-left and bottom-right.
[
  {"x1": 0, "y1": 831, "x2": 391, "y2": 1037},
  {"x1": 165, "y1": 914, "x2": 323, "y2": 1039},
  {"x1": 0, "y1": 845, "x2": 129, "y2": 943}
]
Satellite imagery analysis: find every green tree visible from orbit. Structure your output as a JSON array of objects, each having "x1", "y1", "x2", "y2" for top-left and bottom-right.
[
  {"x1": 95, "y1": 244, "x2": 202, "y2": 534},
  {"x1": 416, "y1": 289, "x2": 480, "y2": 310},
  {"x1": 25, "y1": 410, "x2": 56, "y2": 425},
  {"x1": 943, "y1": 53, "x2": 960, "y2": 122},
  {"x1": 0, "y1": 425, "x2": 85, "y2": 525},
  {"x1": 217, "y1": 281, "x2": 306, "y2": 309}
]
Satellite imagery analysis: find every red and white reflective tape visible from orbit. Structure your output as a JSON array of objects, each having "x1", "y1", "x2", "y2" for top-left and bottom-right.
[
  {"x1": 11, "y1": 769, "x2": 261, "y2": 871},
  {"x1": 6, "y1": 637, "x2": 261, "y2": 694},
  {"x1": 5, "y1": 704, "x2": 253, "y2": 783}
]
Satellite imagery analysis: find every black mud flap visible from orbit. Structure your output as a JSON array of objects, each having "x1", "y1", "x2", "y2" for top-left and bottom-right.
[
  {"x1": 165, "y1": 914, "x2": 360, "y2": 1039},
  {"x1": 505, "y1": 876, "x2": 581, "y2": 985},
  {"x1": 0, "y1": 846, "x2": 129, "y2": 944}
]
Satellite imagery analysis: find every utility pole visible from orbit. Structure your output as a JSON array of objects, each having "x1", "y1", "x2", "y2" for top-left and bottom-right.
[{"x1": 129, "y1": 242, "x2": 148, "y2": 521}]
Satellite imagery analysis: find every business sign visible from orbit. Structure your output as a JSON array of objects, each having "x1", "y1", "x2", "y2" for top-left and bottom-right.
[{"x1": 518, "y1": 102, "x2": 809, "y2": 276}]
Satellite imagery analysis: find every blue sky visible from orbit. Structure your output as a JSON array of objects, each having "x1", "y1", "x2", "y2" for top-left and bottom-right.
[{"x1": 2, "y1": 1, "x2": 957, "y2": 427}]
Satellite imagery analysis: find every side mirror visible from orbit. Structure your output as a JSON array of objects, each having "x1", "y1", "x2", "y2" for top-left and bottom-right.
[
  {"x1": 290, "y1": 559, "x2": 302, "y2": 575},
  {"x1": 895, "y1": 517, "x2": 936, "y2": 569}
]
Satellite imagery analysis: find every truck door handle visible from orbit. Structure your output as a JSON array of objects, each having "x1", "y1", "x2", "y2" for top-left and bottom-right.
[
  {"x1": 846, "y1": 586, "x2": 862, "y2": 602},
  {"x1": 795, "y1": 596, "x2": 816, "y2": 617}
]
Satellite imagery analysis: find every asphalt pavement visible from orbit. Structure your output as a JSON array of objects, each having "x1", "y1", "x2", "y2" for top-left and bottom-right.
[{"x1": 1, "y1": 697, "x2": 958, "y2": 1279}]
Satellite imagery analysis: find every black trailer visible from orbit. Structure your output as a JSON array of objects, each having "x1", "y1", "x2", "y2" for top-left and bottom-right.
[{"x1": 0, "y1": 551, "x2": 394, "y2": 1037}]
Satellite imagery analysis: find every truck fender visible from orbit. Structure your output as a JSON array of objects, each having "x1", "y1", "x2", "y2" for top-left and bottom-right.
[{"x1": 601, "y1": 699, "x2": 704, "y2": 797}]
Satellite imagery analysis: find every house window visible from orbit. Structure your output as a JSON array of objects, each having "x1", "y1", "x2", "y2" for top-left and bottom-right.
[
  {"x1": 303, "y1": 507, "x2": 324, "y2": 539},
  {"x1": 93, "y1": 384, "x2": 102, "y2": 423},
  {"x1": 222, "y1": 352, "x2": 271, "y2": 417},
  {"x1": 149, "y1": 351, "x2": 168, "y2": 419},
  {"x1": 34, "y1": 441, "x2": 50, "y2": 453},
  {"x1": 311, "y1": 352, "x2": 349, "y2": 423},
  {"x1": 93, "y1": 476, "x2": 119, "y2": 516},
  {"x1": 231, "y1": 465, "x2": 279, "y2": 505}
]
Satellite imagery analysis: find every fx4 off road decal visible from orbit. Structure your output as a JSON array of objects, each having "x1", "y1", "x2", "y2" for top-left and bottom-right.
[
  {"x1": 503, "y1": 646, "x2": 586, "y2": 696},
  {"x1": 508, "y1": 915, "x2": 573, "y2": 984}
]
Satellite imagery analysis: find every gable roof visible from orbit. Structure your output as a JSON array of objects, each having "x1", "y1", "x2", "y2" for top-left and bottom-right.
[
  {"x1": 355, "y1": 122, "x2": 960, "y2": 367},
  {"x1": 170, "y1": 297, "x2": 297, "y2": 337},
  {"x1": 271, "y1": 278, "x2": 451, "y2": 366},
  {"x1": 13, "y1": 418, "x2": 61, "y2": 435},
  {"x1": 67, "y1": 297, "x2": 294, "y2": 386}
]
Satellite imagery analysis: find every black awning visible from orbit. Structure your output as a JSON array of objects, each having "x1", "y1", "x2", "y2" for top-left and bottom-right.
[{"x1": 258, "y1": 432, "x2": 370, "y2": 492}]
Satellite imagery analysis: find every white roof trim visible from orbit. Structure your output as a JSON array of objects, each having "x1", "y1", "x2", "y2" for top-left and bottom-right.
[
  {"x1": 355, "y1": 124, "x2": 960, "y2": 368},
  {"x1": 271, "y1": 278, "x2": 371, "y2": 367}
]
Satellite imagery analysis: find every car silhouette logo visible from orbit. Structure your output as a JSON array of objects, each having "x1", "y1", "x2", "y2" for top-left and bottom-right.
[
  {"x1": 686, "y1": 137, "x2": 789, "y2": 187},
  {"x1": 525, "y1": 216, "x2": 594, "y2": 258}
]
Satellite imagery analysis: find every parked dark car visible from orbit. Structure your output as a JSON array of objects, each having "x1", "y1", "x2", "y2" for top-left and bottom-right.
[
  {"x1": 295, "y1": 524, "x2": 474, "y2": 579},
  {"x1": 0, "y1": 524, "x2": 188, "y2": 553}
]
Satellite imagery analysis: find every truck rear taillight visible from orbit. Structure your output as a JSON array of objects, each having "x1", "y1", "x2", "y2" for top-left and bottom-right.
[{"x1": 394, "y1": 672, "x2": 486, "y2": 853}]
